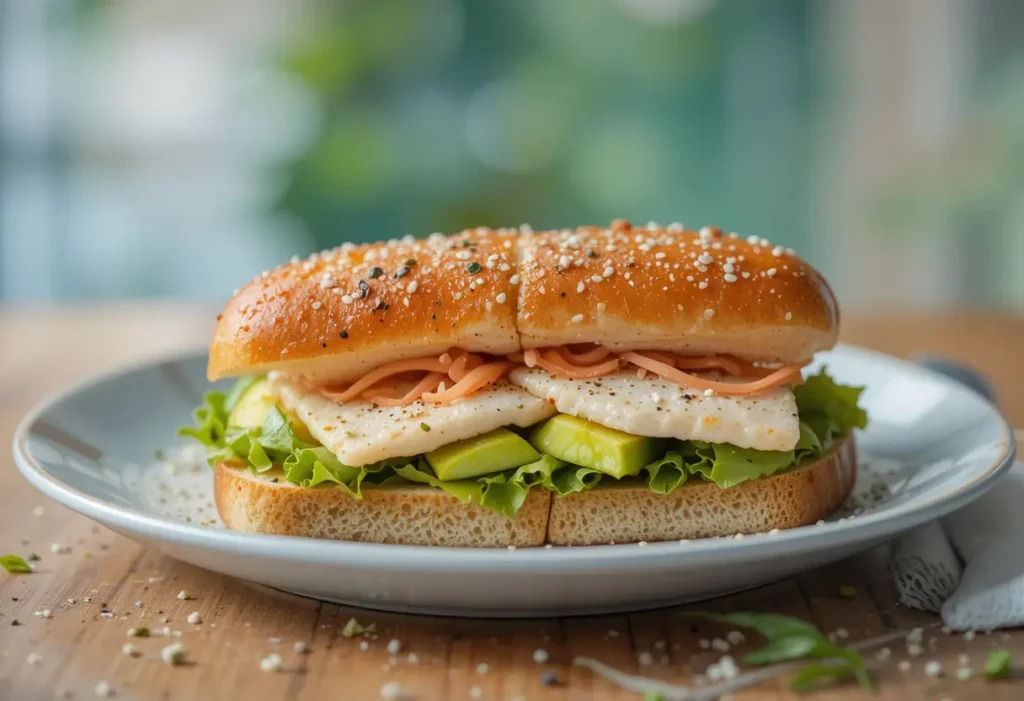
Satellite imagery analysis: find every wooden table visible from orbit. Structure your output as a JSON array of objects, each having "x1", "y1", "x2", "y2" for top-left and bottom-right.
[{"x1": 2, "y1": 305, "x2": 1022, "y2": 701}]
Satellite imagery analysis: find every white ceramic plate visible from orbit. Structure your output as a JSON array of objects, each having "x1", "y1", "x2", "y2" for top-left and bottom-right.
[{"x1": 12, "y1": 345, "x2": 1015, "y2": 617}]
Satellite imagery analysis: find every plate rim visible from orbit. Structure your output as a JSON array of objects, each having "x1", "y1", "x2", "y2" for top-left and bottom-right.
[{"x1": 12, "y1": 344, "x2": 1017, "y2": 573}]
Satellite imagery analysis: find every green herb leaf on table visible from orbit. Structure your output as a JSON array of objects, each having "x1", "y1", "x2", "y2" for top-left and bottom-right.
[
  {"x1": 696, "y1": 612, "x2": 873, "y2": 692},
  {"x1": 985, "y1": 649, "x2": 1012, "y2": 679},
  {"x1": 1, "y1": 554, "x2": 33, "y2": 573}
]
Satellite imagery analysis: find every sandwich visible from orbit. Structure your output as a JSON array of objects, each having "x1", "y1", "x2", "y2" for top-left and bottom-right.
[{"x1": 180, "y1": 220, "x2": 867, "y2": 547}]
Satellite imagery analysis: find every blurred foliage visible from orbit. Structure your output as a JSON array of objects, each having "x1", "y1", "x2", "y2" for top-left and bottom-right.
[
  {"x1": 272, "y1": 0, "x2": 814, "y2": 248},
  {"x1": 871, "y1": 61, "x2": 1024, "y2": 240}
]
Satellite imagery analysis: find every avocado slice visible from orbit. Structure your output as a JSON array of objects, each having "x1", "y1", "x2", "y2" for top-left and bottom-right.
[
  {"x1": 529, "y1": 414, "x2": 661, "y2": 479},
  {"x1": 426, "y1": 428, "x2": 541, "y2": 481},
  {"x1": 228, "y1": 378, "x2": 316, "y2": 444}
]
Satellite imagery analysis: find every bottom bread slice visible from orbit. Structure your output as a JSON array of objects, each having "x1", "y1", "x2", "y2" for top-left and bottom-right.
[
  {"x1": 214, "y1": 464, "x2": 551, "y2": 547},
  {"x1": 547, "y1": 433, "x2": 857, "y2": 545},
  {"x1": 215, "y1": 434, "x2": 855, "y2": 547}
]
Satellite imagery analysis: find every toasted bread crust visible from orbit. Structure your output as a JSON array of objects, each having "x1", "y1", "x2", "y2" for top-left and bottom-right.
[
  {"x1": 209, "y1": 221, "x2": 838, "y2": 382},
  {"x1": 213, "y1": 463, "x2": 550, "y2": 547},
  {"x1": 547, "y1": 433, "x2": 857, "y2": 545},
  {"x1": 213, "y1": 434, "x2": 855, "y2": 546}
]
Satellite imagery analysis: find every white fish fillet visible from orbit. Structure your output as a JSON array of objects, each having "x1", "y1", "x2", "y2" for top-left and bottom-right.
[
  {"x1": 509, "y1": 368, "x2": 800, "y2": 451},
  {"x1": 268, "y1": 373, "x2": 556, "y2": 466}
]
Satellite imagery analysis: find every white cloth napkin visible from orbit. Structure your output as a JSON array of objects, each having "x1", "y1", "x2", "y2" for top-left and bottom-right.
[{"x1": 890, "y1": 460, "x2": 1024, "y2": 631}]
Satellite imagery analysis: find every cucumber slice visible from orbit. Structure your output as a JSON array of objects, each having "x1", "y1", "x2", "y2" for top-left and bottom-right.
[
  {"x1": 426, "y1": 428, "x2": 541, "y2": 481},
  {"x1": 529, "y1": 414, "x2": 661, "y2": 479},
  {"x1": 228, "y1": 378, "x2": 316, "y2": 444}
]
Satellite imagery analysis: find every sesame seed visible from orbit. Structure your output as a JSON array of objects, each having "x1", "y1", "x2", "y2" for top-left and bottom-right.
[
  {"x1": 32, "y1": 506, "x2": 44, "y2": 517},
  {"x1": 602, "y1": 266, "x2": 614, "y2": 278},
  {"x1": 638, "y1": 651, "x2": 654, "y2": 665},
  {"x1": 704, "y1": 389, "x2": 716, "y2": 397},
  {"x1": 697, "y1": 253, "x2": 714, "y2": 265},
  {"x1": 785, "y1": 312, "x2": 793, "y2": 321},
  {"x1": 495, "y1": 292, "x2": 507, "y2": 304},
  {"x1": 50, "y1": 543, "x2": 69, "y2": 554},
  {"x1": 161, "y1": 642, "x2": 186, "y2": 665},
  {"x1": 177, "y1": 590, "x2": 190, "y2": 601},
  {"x1": 596, "y1": 302, "x2": 607, "y2": 312},
  {"x1": 380, "y1": 682, "x2": 404, "y2": 699},
  {"x1": 898, "y1": 660, "x2": 911, "y2": 672},
  {"x1": 767, "y1": 268, "x2": 777, "y2": 276},
  {"x1": 187, "y1": 611, "x2": 201, "y2": 625},
  {"x1": 509, "y1": 274, "x2": 520, "y2": 285},
  {"x1": 121, "y1": 643, "x2": 139, "y2": 657},
  {"x1": 724, "y1": 273, "x2": 737, "y2": 283},
  {"x1": 469, "y1": 686, "x2": 483, "y2": 700},
  {"x1": 558, "y1": 255, "x2": 571, "y2": 268},
  {"x1": 698, "y1": 280, "x2": 708, "y2": 289},
  {"x1": 722, "y1": 262, "x2": 734, "y2": 273},
  {"x1": 772, "y1": 245, "x2": 785, "y2": 257},
  {"x1": 294, "y1": 641, "x2": 309, "y2": 654},
  {"x1": 570, "y1": 314, "x2": 584, "y2": 323},
  {"x1": 26, "y1": 652, "x2": 43, "y2": 665},
  {"x1": 577, "y1": 282, "x2": 586, "y2": 293},
  {"x1": 95, "y1": 681, "x2": 114, "y2": 698},
  {"x1": 477, "y1": 662, "x2": 489, "y2": 675},
  {"x1": 533, "y1": 648, "x2": 550, "y2": 664},
  {"x1": 341, "y1": 294, "x2": 354, "y2": 304},
  {"x1": 654, "y1": 251, "x2": 666, "y2": 260},
  {"x1": 259, "y1": 653, "x2": 282, "y2": 672},
  {"x1": 924, "y1": 660, "x2": 942, "y2": 677},
  {"x1": 704, "y1": 308, "x2": 715, "y2": 319},
  {"x1": 386, "y1": 639, "x2": 402, "y2": 655}
]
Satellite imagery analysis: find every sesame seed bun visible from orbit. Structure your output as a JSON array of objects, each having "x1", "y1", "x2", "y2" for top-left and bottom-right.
[
  {"x1": 208, "y1": 221, "x2": 838, "y2": 382},
  {"x1": 517, "y1": 221, "x2": 837, "y2": 363},
  {"x1": 208, "y1": 229, "x2": 521, "y2": 384}
]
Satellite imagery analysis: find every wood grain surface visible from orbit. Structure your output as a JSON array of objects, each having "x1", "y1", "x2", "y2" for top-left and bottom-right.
[{"x1": 1, "y1": 305, "x2": 1022, "y2": 701}]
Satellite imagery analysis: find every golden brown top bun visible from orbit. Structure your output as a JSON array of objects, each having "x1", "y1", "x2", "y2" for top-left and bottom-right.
[
  {"x1": 516, "y1": 221, "x2": 837, "y2": 362},
  {"x1": 209, "y1": 221, "x2": 838, "y2": 383},
  {"x1": 209, "y1": 229, "x2": 520, "y2": 384}
]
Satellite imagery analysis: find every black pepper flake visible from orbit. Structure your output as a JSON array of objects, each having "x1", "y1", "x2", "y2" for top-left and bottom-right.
[
  {"x1": 321, "y1": 342, "x2": 327, "y2": 348},
  {"x1": 540, "y1": 670, "x2": 560, "y2": 686},
  {"x1": 394, "y1": 266, "x2": 410, "y2": 279},
  {"x1": 339, "y1": 330, "x2": 348, "y2": 339},
  {"x1": 462, "y1": 240, "x2": 475, "y2": 248},
  {"x1": 430, "y1": 313, "x2": 436, "y2": 320},
  {"x1": 467, "y1": 262, "x2": 482, "y2": 274},
  {"x1": 357, "y1": 279, "x2": 370, "y2": 298},
  {"x1": 375, "y1": 301, "x2": 390, "y2": 311},
  {"x1": 586, "y1": 249, "x2": 598, "y2": 258},
  {"x1": 11, "y1": 619, "x2": 20, "y2": 626},
  {"x1": 404, "y1": 258, "x2": 417, "y2": 266},
  {"x1": 560, "y1": 291, "x2": 566, "y2": 298},
  {"x1": 368, "y1": 267, "x2": 383, "y2": 279}
]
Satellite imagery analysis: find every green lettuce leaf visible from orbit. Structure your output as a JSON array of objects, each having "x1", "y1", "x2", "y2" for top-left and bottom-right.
[
  {"x1": 643, "y1": 451, "x2": 689, "y2": 495},
  {"x1": 794, "y1": 369, "x2": 868, "y2": 441},
  {"x1": 177, "y1": 390, "x2": 230, "y2": 449},
  {"x1": 549, "y1": 464, "x2": 604, "y2": 496}
]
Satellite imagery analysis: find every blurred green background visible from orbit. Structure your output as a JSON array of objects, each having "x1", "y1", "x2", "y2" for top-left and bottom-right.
[{"x1": 2, "y1": 0, "x2": 1023, "y2": 309}]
